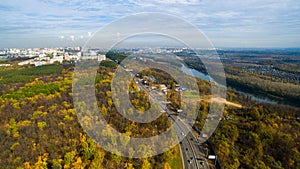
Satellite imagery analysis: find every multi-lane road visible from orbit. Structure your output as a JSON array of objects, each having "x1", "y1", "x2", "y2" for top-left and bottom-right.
[
  {"x1": 180, "y1": 132, "x2": 210, "y2": 169},
  {"x1": 116, "y1": 61, "x2": 211, "y2": 169},
  {"x1": 139, "y1": 79, "x2": 210, "y2": 169}
]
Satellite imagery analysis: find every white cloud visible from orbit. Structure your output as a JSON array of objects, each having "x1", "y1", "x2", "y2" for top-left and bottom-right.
[
  {"x1": 154, "y1": 0, "x2": 201, "y2": 4},
  {"x1": 0, "y1": 0, "x2": 299, "y2": 47},
  {"x1": 70, "y1": 35, "x2": 75, "y2": 41},
  {"x1": 213, "y1": 11, "x2": 240, "y2": 19}
]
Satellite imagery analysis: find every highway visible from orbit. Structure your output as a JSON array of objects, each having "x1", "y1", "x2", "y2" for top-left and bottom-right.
[
  {"x1": 115, "y1": 60, "x2": 211, "y2": 169},
  {"x1": 138, "y1": 78, "x2": 210, "y2": 169},
  {"x1": 180, "y1": 132, "x2": 210, "y2": 169}
]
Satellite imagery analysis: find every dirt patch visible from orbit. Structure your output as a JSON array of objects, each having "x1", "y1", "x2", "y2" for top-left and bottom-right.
[
  {"x1": 184, "y1": 96, "x2": 242, "y2": 108},
  {"x1": 207, "y1": 97, "x2": 242, "y2": 108}
]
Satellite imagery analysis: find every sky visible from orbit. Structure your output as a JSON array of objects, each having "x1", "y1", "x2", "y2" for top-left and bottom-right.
[{"x1": 0, "y1": 0, "x2": 300, "y2": 48}]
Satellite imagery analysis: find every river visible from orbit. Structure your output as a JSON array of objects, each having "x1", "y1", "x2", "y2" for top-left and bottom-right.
[{"x1": 180, "y1": 64, "x2": 280, "y2": 105}]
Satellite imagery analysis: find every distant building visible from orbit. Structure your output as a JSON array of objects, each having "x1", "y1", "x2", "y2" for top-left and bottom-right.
[
  {"x1": 77, "y1": 52, "x2": 82, "y2": 57},
  {"x1": 0, "y1": 64, "x2": 11, "y2": 67},
  {"x1": 64, "y1": 52, "x2": 70, "y2": 60},
  {"x1": 98, "y1": 54, "x2": 106, "y2": 62},
  {"x1": 34, "y1": 61, "x2": 47, "y2": 67},
  {"x1": 39, "y1": 53, "x2": 46, "y2": 58},
  {"x1": 18, "y1": 59, "x2": 34, "y2": 66},
  {"x1": 50, "y1": 56, "x2": 64, "y2": 64}
]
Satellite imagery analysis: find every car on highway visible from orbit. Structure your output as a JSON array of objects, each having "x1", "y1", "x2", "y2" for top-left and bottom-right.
[
  {"x1": 160, "y1": 109, "x2": 166, "y2": 113},
  {"x1": 197, "y1": 158, "x2": 205, "y2": 165},
  {"x1": 188, "y1": 157, "x2": 195, "y2": 164}
]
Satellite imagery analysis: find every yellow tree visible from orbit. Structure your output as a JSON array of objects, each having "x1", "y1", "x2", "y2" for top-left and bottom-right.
[
  {"x1": 141, "y1": 158, "x2": 151, "y2": 169},
  {"x1": 163, "y1": 163, "x2": 171, "y2": 169},
  {"x1": 124, "y1": 162, "x2": 135, "y2": 169},
  {"x1": 89, "y1": 149, "x2": 105, "y2": 169}
]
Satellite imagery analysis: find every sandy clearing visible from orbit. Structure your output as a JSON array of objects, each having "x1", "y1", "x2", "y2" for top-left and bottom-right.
[{"x1": 184, "y1": 96, "x2": 242, "y2": 108}]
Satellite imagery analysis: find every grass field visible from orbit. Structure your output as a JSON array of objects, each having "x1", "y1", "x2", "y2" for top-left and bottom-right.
[{"x1": 169, "y1": 145, "x2": 183, "y2": 169}]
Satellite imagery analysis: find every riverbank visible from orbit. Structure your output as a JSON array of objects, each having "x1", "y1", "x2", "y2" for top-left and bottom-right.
[{"x1": 180, "y1": 64, "x2": 299, "y2": 107}]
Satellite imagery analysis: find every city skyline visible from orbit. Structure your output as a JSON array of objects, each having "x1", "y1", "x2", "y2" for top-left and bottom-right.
[{"x1": 0, "y1": 0, "x2": 300, "y2": 48}]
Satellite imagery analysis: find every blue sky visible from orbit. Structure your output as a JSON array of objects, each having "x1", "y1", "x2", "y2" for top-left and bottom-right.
[{"x1": 0, "y1": 0, "x2": 299, "y2": 48}]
